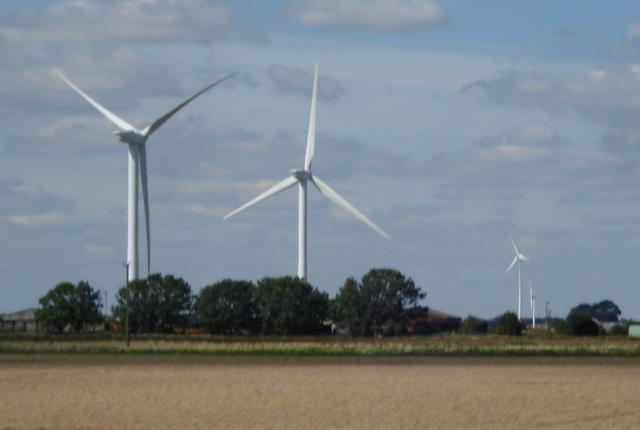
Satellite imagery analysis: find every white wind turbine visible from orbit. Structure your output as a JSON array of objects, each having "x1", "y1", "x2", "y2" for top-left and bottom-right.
[
  {"x1": 530, "y1": 283, "x2": 536, "y2": 329},
  {"x1": 506, "y1": 237, "x2": 529, "y2": 321},
  {"x1": 223, "y1": 64, "x2": 390, "y2": 281},
  {"x1": 54, "y1": 68, "x2": 234, "y2": 281}
]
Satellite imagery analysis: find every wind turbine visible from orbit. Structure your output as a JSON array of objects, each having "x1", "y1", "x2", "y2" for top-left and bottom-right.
[
  {"x1": 223, "y1": 64, "x2": 390, "y2": 281},
  {"x1": 54, "y1": 68, "x2": 234, "y2": 281},
  {"x1": 506, "y1": 237, "x2": 529, "y2": 321},
  {"x1": 530, "y1": 283, "x2": 536, "y2": 329}
]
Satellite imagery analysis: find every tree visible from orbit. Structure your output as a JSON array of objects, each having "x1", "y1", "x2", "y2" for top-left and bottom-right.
[
  {"x1": 566, "y1": 309, "x2": 600, "y2": 336},
  {"x1": 112, "y1": 273, "x2": 193, "y2": 333},
  {"x1": 572, "y1": 300, "x2": 621, "y2": 323},
  {"x1": 329, "y1": 277, "x2": 365, "y2": 335},
  {"x1": 256, "y1": 276, "x2": 329, "y2": 335},
  {"x1": 495, "y1": 312, "x2": 523, "y2": 336},
  {"x1": 36, "y1": 281, "x2": 102, "y2": 334},
  {"x1": 331, "y1": 268, "x2": 426, "y2": 336},
  {"x1": 459, "y1": 315, "x2": 488, "y2": 335},
  {"x1": 195, "y1": 279, "x2": 260, "y2": 335},
  {"x1": 591, "y1": 300, "x2": 621, "y2": 322}
]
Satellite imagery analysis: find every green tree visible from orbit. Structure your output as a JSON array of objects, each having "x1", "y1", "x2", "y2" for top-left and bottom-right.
[
  {"x1": 459, "y1": 315, "x2": 488, "y2": 335},
  {"x1": 195, "y1": 279, "x2": 260, "y2": 335},
  {"x1": 566, "y1": 308, "x2": 600, "y2": 336},
  {"x1": 495, "y1": 312, "x2": 523, "y2": 336},
  {"x1": 112, "y1": 273, "x2": 193, "y2": 333},
  {"x1": 256, "y1": 276, "x2": 329, "y2": 335},
  {"x1": 329, "y1": 277, "x2": 365, "y2": 335},
  {"x1": 36, "y1": 281, "x2": 102, "y2": 334},
  {"x1": 331, "y1": 268, "x2": 426, "y2": 336},
  {"x1": 574, "y1": 300, "x2": 621, "y2": 323}
]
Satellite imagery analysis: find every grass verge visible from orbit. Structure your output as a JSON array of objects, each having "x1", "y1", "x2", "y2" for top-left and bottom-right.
[{"x1": 1, "y1": 337, "x2": 639, "y2": 357}]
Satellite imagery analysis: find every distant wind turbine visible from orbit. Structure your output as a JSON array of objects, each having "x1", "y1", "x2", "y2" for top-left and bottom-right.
[
  {"x1": 223, "y1": 64, "x2": 390, "y2": 281},
  {"x1": 530, "y1": 283, "x2": 536, "y2": 329},
  {"x1": 506, "y1": 237, "x2": 529, "y2": 321},
  {"x1": 54, "y1": 68, "x2": 234, "y2": 281}
]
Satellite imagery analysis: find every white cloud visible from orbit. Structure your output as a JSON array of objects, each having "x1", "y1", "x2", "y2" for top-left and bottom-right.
[
  {"x1": 626, "y1": 23, "x2": 640, "y2": 43},
  {"x1": 175, "y1": 179, "x2": 276, "y2": 195},
  {"x1": 0, "y1": 0, "x2": 231, "y2": 45},
  {"x1": 462, "y1": 65, "x2": 640, "y2": 127},
  {"x1": 470, "y1": 124, "x2": 563, "y2": 163},
  {"x1": 6, "y1": 212, "x2": 66, "y2": 228},
  {"x1": 284, "y1": 0, "x2": 446, "y2": 32},
  {"x1": 184, "y1": 204, "x2": 227, "y2": 217},
  {"x1": 267, "y1": 64, "x2": 345, "y2": 101},
  {"x1": 84, "y1": 244, "x2": 115, "y2": 255}
]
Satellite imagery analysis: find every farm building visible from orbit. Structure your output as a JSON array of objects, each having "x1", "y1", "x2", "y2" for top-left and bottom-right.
[{"x1": 0, "y1": 308, "x2": 39, "y2": 333}]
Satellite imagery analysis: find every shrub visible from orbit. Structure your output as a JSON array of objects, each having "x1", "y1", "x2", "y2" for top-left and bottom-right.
[
  {"x1": 608, "y1": 324, "x2": 629, "y2": 336},
  {"x1": 495, "y1": 312, "x2": 523, "y2": 336},
  {"x1": 459, "y1": 315, "x2": 488, "y2": 335},
  {"x1": 566, "y1": 309, "x2": 600, "y2": 336}
]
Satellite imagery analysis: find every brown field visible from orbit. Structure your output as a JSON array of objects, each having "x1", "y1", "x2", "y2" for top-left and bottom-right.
[{"x1": 0, "y1": 355, "x2": 639, "y2": 429}]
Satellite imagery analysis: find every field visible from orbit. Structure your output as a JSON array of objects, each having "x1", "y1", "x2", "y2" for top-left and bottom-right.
[
  {"x1": 1, "y1": 354, "x2": 639, "y2": 429},
  {"x1": 1, "y1": 334, "x2": 639, "y2": 356}
]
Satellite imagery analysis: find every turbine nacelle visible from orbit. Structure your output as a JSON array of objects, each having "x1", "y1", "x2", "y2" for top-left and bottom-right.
[
  {"x1": 113, "y1": 130, "x2": 146, "y2": 145},
  {"x1": 291, "y1": 169, "x2": 312, "y2": 181}
]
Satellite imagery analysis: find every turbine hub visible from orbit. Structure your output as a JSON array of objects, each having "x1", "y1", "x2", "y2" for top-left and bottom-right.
[
  {"x1": 291, "y1": 169, "x2": 311, "y2": 181},
  {"x1": 113, "y1": 130, "x2": 146, "y2": 145}
]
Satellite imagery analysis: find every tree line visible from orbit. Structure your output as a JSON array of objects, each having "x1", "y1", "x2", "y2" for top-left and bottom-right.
[
  {"x1": 36, "y1": 268, "x2": 426, "y2": 336},
  {"x1": 35, "y1": 270, "x2": 629, "y2": 337},
  {"x1": 460, "y1": 299, "x2": 627, "y2": 336}
]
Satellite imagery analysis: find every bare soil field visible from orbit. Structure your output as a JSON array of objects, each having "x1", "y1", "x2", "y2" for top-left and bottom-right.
[{"x1": 0, "y1": 355, "x2": 639, "y2": 430}]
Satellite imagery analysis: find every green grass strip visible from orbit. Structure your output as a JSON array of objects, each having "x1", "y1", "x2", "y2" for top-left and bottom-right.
[{"x1": 1, "y1": 340, "x2": 640, "y2": 357}]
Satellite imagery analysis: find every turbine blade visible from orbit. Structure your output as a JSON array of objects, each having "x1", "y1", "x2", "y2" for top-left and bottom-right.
[
  {"x1": 139, "y1": 144, "x2": 151, "y2": 276},
  {"x1": 52, "y1": 68, "x2": 135, "y2": 132},
  {"x1": 304, "y1": 63, "x2": 318, "y2": 170},
  {"x1": 143, "y1": 73, "x2": 235, "y2": 137},
  {"x1": 223, "y1": 175, "x2": 298, "y2": 220},
  {"x1": 310, "y1": 175, "x2": 390, "y2": 240},
  {"x1": 506, "y1": 255, "x2": 518, "y2": 272},
  {"x1": 510, "y1": 237, "x2": 519, "y2": 256}
]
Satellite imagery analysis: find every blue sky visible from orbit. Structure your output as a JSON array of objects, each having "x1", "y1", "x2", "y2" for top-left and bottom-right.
[{"x1": 1, "y1": 0, "x2": 640, "y2": 320}]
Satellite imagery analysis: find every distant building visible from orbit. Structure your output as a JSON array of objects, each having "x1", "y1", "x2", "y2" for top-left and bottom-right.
[
  {"x1": 426, "y1": 308, "x2": 462, "y2": 332},
  {"x1": 0, "y1": 308, "x2": 39, "y2": 333}
]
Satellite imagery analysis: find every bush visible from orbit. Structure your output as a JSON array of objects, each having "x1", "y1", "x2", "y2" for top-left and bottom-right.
[
  {"x1": 459, "y1": 315, "x2": 488, "y2": 335},
  {"x1": 566, "y1": 309, "x2": 600, "y2": 336},
  {"x1": 495, "y1": 312, "x2": 523, "y2": 336},
  {"x1": 608, "y1": 324, "x2": 629, "y2": 336},
  {"x1": 195, "y1": 279, "x2": 260, "y2": 335},
  {"x1": 256, "y1": 276, "x2": 329, "y2": 335}
]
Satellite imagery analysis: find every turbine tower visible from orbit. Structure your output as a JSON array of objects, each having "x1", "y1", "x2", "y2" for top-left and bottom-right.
[
  {"x1": 54, "y1": 68, "x2": 234, "y2": 281},
  {"x1": 506, "y1": 238, "x2": 529, "y2": 321},
  {"x1": 530, "y1": 284, "x2": 536, "y2": 329},
  {"x1": 223, "y1": 64, "x2": 390, "y2": 281}
]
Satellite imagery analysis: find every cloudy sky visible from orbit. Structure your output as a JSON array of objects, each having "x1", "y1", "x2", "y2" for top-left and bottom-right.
[{"x1": 2, "y1": 0, "x2": 640, "y2": 320}]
